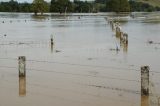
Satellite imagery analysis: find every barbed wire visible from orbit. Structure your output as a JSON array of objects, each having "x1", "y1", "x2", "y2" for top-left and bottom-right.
[
  {"x1": 0, "y1": 57, "x2": 160, "y2": 74},
  {"x1": 0, "y1": 57, "x2": 139, "y2": 71},
  {"x1": 0, "y1": 65, "x2": 139, "y2": 83}
]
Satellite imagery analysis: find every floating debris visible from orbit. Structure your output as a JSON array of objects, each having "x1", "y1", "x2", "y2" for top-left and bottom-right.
[
  {"x1": 148, "y1": 40, "x2": 154, "y2": 44},
  {"x1": 87, "y1": 58, "x2": 93, "y2": 60},
  {"x1": 109, "y1": 48, "x2": 120, "y2": 51},
  {"x1": 55, "y1": 50, "x2": 61, "y2": 53},
  {"x1": 147, "y1": 40, "x2": 160, "y2": 45},
  {"x1": 18, "y1": 42, "x2": 26, "y2": 45}
]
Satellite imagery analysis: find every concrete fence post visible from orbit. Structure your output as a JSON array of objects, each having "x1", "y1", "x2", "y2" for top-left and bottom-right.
[
  {"x1": 141, "y1": 66, "x2": 149, "y2": 96},
  {"x1": 18, "y1": 56, "x2": 26, "y2": 77}
]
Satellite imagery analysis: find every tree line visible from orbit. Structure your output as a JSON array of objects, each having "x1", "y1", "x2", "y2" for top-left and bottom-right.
[{"x1": 0, "y1": 0, "x2": 160, "y2": 14}]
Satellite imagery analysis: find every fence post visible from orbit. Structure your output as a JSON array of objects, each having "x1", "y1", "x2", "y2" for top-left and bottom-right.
[
  {"x1": 51, "y1": 34, "x2": 54, "y2": 46},
  {"x1": 50, "y1": 34, "x2": 54, "y2": 53},
  {"x1": 18, "y1": 56, "x2": 26, "y2": 77},
  {"x1": 141, "y1": 66, "x2": 149, "y2": 96},
  {"x1": 141, "y1": 66, "x2": 149, "y2": 106},
  {"x1": 116, "y1": 24, "x2": 121, "y2": 37}
]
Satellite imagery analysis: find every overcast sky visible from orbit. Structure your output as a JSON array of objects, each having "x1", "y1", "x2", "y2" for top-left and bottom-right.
[{"x1": 0, "y1": 0, "x2": 94, "y2": 3}]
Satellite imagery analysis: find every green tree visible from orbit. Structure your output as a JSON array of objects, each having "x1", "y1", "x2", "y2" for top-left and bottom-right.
[
  {"x1": 0, "y1": 0, "x2": 19, "y2": 12},
  {"x1": 73, "y1": 1, "x2": 94, "y2": 13},
  {"x1": 32, "y1": 0, "x2": 49, "y2": 15},
  {"x1": 106, "y1": 0, "x2": 130, "y2": 12},
  {"x1": 9, "y1": 0, "x2": 19, "y2": 12},
  {"x1": 50, "y1": 0, "x2": 73, "y2": 13},
  {"x1": 19, "y1": 2, "x2": 32, "y2": 12}
]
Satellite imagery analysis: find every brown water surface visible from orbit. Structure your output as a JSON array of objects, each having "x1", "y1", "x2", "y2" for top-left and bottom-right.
[{"x1": 0, "y1": 12, "x2": 160, "y2": 106}]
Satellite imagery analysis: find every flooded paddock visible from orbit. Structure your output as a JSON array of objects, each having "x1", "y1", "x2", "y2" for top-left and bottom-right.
[{"x1": 0, "y1": 12, "x2": 160, "y2": 106}]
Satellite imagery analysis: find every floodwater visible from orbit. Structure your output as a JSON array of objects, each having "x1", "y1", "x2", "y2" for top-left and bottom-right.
[{"x1": 0, "y1": 12, "x2": 160, "y2": 106}]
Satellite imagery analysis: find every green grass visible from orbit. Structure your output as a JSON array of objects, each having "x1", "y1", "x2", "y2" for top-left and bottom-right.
[{"x1": 136, "y1": 0, "x2": 160, "y2": 7}]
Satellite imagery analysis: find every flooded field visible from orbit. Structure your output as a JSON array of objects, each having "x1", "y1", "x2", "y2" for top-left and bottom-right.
[{"x1": 0, "y1": 12, "x2": 160, "y2": 106}]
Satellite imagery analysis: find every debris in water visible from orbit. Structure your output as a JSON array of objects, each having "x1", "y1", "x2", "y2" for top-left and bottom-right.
[
  {"x1": 18, "y1": 42, "x2": 25, "y2": 45},
  {"x1": 118, "y1": 93, "x2": 123, "y2": 97},
  {"x1": 55, "y1": 50, "x2": 61, "y2": 53},
  {"x1": 109, "y1": 48, "x2": 120, "y2": 51},
  {"x1": 88, "y1": 58, "x2": 92, "y2": 60},
  {"x1": 148, "y1": 40, "x2": 153, "y2": 44}
]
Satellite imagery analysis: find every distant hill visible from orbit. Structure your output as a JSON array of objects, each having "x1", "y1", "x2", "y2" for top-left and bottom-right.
[{"x1": 136, "y1": 0, "x2": 160, "y2": 7}]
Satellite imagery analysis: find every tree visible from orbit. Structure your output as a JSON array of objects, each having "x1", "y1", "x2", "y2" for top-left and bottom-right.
[
  {"x1": 73, "y1": 1, "x2": 93, "y2": 13},
  {"x1": 50, "y1": 0, "x2": 73, "y2": 13},
  {"x1": 32, "y1": 0, "x2": 49, "y2": 15},
  {"x1": 19, "y1": 2, "x2": 32, "y2": 12},
  {"x1": 95, "y1": 0, "x2": 109, "y2": 3},
  {"x1": 9, "y1": 0, "x2": 19, "y2": 12},
  {"x1": 106, "y1": 0, "x2": 130, "y2": 12}
]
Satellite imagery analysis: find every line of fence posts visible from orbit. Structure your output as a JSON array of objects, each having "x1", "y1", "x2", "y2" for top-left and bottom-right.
[
  {"x1": 108, "y1": 21, "x2": 160, "y2": 104},
  {"x1": 108, "y1": 18, "x2": 128, "y2": 52}
]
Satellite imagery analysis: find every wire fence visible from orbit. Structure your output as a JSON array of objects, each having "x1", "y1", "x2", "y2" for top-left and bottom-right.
[
  {"x1": 0, "y1": 57, "x2": 160, "y2": 85},
  {"x1": 0, "y1": 40, "x2": 49, "y2": 46},
  {"x1": 0, "y1": 57, "x2": 160, "y2": 73}
]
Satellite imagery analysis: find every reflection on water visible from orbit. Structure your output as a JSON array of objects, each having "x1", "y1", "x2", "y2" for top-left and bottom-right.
[
  {"x1": 19, "y1": 77, "x2": 26, "y2": 97},
  {"x1": 122, "y1": 42, "x2": 128, "y2": 53},
  {"x1": 141, "y1": 96, "x2": 149, "y2": 106},
  {"x1": 51, "y1": 44, "x2": 54, "y2": 53}
]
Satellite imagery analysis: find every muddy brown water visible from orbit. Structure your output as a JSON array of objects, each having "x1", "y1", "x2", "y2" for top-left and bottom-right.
[{"x1": 0, "y1": 12, "x2": 160, "y2": 106}]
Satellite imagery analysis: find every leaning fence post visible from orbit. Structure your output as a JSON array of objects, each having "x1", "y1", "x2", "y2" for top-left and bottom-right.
[
  {"x1": 141, "y1": 66, "x2": 149, "y2": 96},
  {"x1": 18, "y1": 56, "x2": 26, "y2": 77}
]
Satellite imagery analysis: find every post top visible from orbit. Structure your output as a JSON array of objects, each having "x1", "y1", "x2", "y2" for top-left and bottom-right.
[
  {"x1": 18, "y1": 56, "x2": 26, "y2": 60},
  {"x1": 141, "y1": 66, "x2": 150, "y2": 71}
]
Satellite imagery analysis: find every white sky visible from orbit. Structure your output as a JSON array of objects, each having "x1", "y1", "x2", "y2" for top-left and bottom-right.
[{"x1": 0, "y1": 0, "x2": 94, "y2": 3}]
